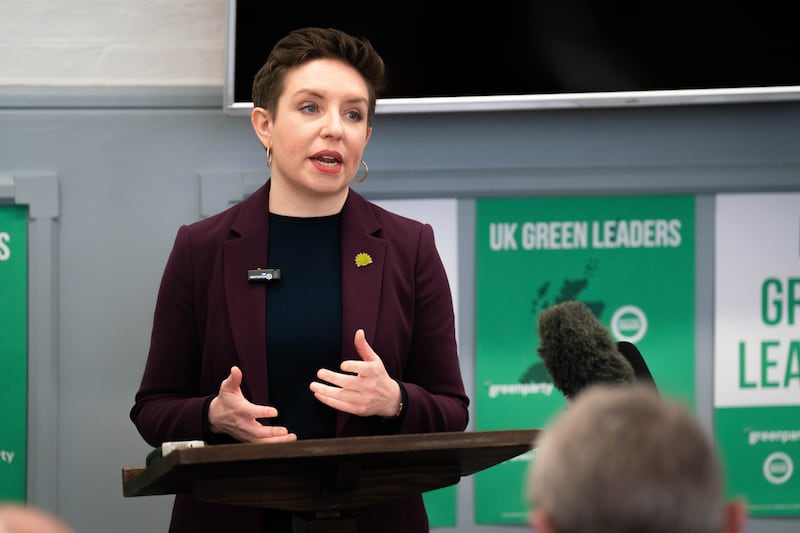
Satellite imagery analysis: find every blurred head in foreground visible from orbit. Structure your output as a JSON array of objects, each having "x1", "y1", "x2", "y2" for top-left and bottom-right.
[
  {"x1": 0, "y1": 504, "x2": 75, "y2": 533},
  {"x1": 527, "y1": 384, "x2": 747, "y2": 533}
]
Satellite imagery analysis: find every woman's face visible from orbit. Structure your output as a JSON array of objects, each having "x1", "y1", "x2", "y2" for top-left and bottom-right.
[{"x1": 255, "y1": 58, "x2": 372, "y2": 214}]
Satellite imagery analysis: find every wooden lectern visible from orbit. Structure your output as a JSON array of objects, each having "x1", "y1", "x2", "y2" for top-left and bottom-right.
[{"x1": 122, "y1": 429, "x2": 538, "y2": 532}]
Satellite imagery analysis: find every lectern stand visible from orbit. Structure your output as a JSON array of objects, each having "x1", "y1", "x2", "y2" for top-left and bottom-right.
[{"x1": 122, "y1": 429, "x2": 539, "y2": 532}]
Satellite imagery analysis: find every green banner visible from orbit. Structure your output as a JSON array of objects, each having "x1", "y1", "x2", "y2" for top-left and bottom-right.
[
  {"x1": 474, "y1": 195, "x2": 696, "y2": 524},
  {"x1": 423, "y1": 486, "x2": 456, "y2": 527},
  {"x1": 714, "y1": 193, "x2": 800, "y2": 516},
  {"x1": 716, "y1": 407, "x2": 800, "y2": 515},
  {"x1": 0, "y1": 205, "x2": 28, "y2": 501}
]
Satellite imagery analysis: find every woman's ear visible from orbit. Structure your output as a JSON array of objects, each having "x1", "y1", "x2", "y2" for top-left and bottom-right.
[{"x1": 250, "y1": 107, "x2": 272, "y2": 147}]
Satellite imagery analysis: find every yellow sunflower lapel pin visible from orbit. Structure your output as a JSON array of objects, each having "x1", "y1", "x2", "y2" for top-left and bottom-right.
[{"x1": 354, "y1": 252, "x2": 373, "y2": 267}]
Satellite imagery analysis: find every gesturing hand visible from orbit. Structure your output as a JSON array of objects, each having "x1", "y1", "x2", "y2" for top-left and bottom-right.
[
  {"x1": 208, "y1": 366, "x2": 297, "y2": 443},
  {"x1": 310, "y1": 329, "x2": 401, "y2": 419}
]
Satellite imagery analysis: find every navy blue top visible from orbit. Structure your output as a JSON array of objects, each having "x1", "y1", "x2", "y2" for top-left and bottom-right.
[{"x1": 265, "y1": 212, "x2": 342, "y2": 439}]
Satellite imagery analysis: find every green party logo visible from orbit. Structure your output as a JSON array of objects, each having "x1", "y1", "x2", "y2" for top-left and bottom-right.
[
  {"x1": 610, "y1": 305, "x2": 648, "y2": 343},
  {"x1": 763, "y1": 452, "x2": 794, "y2": 485}
]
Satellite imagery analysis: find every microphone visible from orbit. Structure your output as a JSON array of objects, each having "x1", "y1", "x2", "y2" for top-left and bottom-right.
[
  {"x1": 536, "y1": 300, "x2": 635, "y2": 399},
  {"x1": 616, "y1": 340, "x2": 658, "y2": 391},
  {"x1": 248, "y1": 267, "x2": 281, "y2": 283}
]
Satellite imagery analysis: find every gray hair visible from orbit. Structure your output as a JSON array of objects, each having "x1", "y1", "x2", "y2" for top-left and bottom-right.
[{"x1": 528, "y1": 384, "x2": 725, "y2": 533}]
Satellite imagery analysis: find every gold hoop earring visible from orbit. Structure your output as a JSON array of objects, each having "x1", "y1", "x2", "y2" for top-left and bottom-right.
[
  {"x1": 266, "y1": 145, "x2": 273, "y2": 166},
  {"x1": 353, "y1": 159, "x2": 369, "y2": 183}
]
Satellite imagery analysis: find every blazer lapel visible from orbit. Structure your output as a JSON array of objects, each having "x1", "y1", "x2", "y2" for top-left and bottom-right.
[
  {"x1": 340, "y1": 191, "x2": 385, "y2": 358},
  {"x1": 224, "y1": 184, "x2": 270, "y2": 404},
  {"x1": 338, "y1": 192, "x2": 385, "y2": 435}
]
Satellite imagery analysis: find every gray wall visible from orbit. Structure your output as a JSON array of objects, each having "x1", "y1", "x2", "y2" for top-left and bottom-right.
[{"x1": 1, "y1": 87, "x2": 799, "y2": 532}]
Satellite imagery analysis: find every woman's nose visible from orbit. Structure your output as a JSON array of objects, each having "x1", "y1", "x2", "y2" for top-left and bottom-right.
[{"x1": 320, "y1": 111, "x2": 344, "y2": 138}]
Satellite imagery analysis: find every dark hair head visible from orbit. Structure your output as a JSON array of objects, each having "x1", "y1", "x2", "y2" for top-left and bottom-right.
[{"x1": 251, "y1": 27, "x2": 386, "y2": 126}]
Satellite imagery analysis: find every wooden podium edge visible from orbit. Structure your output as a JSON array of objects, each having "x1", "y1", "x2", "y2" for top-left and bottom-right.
[{"x1": 121, "y1": 429, "x2": 540, "y2": 510}]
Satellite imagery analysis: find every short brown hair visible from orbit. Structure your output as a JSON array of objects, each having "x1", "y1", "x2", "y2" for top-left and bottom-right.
[{"x1": 251, "y1": 27, "x2": 386, "y2": 126}]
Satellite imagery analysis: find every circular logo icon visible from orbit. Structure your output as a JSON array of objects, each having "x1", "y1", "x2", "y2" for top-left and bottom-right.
[
  {"x1": 763, "y1": 452, "x2": 794, "y2": 485},
  {"x1": 610, "y1": 305, "x2": 648, "y2": 343}
]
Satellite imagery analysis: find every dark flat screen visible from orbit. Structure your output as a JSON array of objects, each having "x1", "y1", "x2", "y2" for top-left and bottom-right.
[{"x1": 228, "y1": 1, "x2": 799, "y2": 111}]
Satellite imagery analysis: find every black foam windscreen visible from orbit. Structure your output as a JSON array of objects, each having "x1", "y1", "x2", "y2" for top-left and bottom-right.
[{"x1": 537, "y1": 301, "x2": 635, "y2": 398}]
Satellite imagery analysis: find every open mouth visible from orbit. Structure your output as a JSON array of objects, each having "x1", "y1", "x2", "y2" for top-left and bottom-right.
[{"x1": 313, "y1": 155, "x2": 341, "y2": 167}]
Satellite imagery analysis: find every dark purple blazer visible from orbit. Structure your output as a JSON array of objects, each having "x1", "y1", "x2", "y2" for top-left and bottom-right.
[{"x1": 130, "y1": 182, "x2": 469, "y2": 532}]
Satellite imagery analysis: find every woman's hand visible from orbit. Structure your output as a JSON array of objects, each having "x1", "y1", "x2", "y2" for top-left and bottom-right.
[
  {"x1": 310, "y1": 329, "x2": 402, "y2": 418},
  {"x1": 208, "y1": 366, "x2": 297, "y2": 443}
]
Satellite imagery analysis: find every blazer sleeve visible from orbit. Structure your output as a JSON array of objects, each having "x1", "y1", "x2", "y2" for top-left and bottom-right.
[
  {"x1": 129, "y1": 224, "x2": 213, "y2": 447},
  {"x1": 394, "y1": 223, "x2": 470, "y2": 434}
]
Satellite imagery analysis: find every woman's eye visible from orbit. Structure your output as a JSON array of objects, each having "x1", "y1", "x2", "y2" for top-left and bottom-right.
[
  {"x1": 345, "y1": 110, "x2": 363, "y2": 121},
  {"x1": 301, "y1": 104, "x2": 318, "y2": 113}
]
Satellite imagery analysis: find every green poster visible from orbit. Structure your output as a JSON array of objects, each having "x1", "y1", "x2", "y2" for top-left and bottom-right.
[
  {"x1": 474, "y1": 195, "x2": 696, "y2": 524},
  {"x1": 423, "y1": 486, "x2": 456, "y2": 527},
  {"x1": 716, "y1": 407, "x2": 800, "y2": 515},
  {"x1": 0, "y1": 205, "x2": 28, "y2": 501},
  {"x1": 714, "y1": 193, "x2": 800, "y2": 516}
]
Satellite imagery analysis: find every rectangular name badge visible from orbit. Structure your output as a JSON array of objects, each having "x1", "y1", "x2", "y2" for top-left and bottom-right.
[{"x1": 248, "y1": 268, "x2": 281, "y2": 282}]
